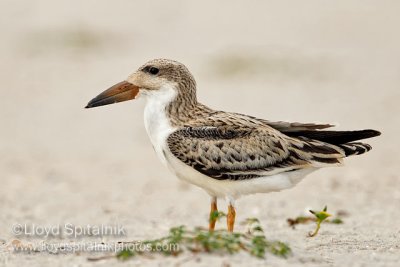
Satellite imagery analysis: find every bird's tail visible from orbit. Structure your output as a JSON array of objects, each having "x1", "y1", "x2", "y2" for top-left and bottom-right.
[
  {"x1": 287, "y1": 129, "x2": 381, "y2": 157},
  {"x1": 337, "y1": 142, "x2": 372, "y2": 156},
  {"x1": 287, "y1": 129, "x2": 381, "y2": 144}
]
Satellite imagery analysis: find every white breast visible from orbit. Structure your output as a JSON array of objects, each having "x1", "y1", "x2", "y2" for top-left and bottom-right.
[{"x1": 142, "y1": 85, "x2": 177, "y2": 165}]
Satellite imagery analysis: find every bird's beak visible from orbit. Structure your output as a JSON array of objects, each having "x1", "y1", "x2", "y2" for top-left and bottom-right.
[{"x1": 85, "y1": 81, "x2": 140, "y2": 108}]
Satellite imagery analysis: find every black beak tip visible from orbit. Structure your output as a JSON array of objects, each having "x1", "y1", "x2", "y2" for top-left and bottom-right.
[{"x1": 85, "y1": 99, "x2": 97, "y2": 109}]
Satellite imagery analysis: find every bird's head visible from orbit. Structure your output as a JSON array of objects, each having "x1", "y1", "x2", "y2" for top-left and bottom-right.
[{"x1": 85, "y1": 59, "x2": 196, "y2": 108}]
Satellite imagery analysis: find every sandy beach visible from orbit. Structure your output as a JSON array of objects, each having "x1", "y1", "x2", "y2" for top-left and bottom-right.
[{"x1": 0, "y1": 1, "x2": 399, "y2": 266}]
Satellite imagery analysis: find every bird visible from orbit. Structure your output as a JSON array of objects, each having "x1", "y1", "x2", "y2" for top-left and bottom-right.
[{"x1": 85, "y1": 58, "x2": 381, "y2": 232}]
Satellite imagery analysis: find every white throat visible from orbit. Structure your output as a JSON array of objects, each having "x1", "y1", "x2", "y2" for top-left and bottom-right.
[{"x1": 142, "y1": 85, "x2": 178, "y2": 164}]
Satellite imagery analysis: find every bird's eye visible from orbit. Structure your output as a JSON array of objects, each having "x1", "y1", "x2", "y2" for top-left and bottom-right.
[{"x1": 148, "y1": 67, "x2": 159, "y2": 75}]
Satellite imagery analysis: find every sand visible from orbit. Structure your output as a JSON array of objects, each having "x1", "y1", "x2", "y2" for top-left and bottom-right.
[{"x1": 0, "y1": 1, "x2": 399, "y2": 266}]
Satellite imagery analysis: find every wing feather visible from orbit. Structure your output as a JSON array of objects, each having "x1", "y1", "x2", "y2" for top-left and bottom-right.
[{"x1": 167, "y1": 126, "x2": 344, "y2": 181}]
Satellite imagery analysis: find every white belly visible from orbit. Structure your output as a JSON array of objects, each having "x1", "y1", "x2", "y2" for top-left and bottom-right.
[{"x1": 164, "y1": 148, "x2": 316, "y2": 199}]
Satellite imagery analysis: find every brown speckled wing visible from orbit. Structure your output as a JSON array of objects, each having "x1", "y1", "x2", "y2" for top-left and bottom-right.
[{"x1": 166, "y1": 126, "x2": 344, "y2": 181}]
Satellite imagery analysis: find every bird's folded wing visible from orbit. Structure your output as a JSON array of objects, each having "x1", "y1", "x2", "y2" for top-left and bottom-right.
[
  {"x1": 200, "y1": 111, "x2": 334, "y2": 133},
  {"x1": 256, "y1": 119, "x2": 334, "y2": 132},
  {"x1": 166, "y1": 126, "x2": 344, "y2": 181}
]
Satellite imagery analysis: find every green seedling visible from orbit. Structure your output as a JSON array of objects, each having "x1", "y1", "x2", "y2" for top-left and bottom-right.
[
  {"x1": 114, "y1": 217, "x2": 291, "y2": 261},
  {"x1": 287, "y1": 206, "x2": 344, "y2": 237},
  {"x1": 308, "y1": 206, "x2": 331, "y2": 237}
]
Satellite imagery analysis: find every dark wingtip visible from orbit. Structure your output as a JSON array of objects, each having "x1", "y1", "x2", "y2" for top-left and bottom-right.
[{"x1": 364, "y1": 129, "x2": 381, "y2": 138}]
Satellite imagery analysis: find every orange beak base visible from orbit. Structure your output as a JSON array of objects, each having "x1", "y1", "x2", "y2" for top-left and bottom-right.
[{"x1": 85, "y1": 81, "x2": 139, "y2": 109}]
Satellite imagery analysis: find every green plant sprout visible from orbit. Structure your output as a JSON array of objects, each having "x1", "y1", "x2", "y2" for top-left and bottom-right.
[
  {"x1": 287, "y1": 206, "x2": 344, "y2": 237},
  {"x1": 308, "y1": 206, "x2": 332, "y2": 237},
  {"x1": 115, "y1": 216, "x2": 291, "y2": 261}
]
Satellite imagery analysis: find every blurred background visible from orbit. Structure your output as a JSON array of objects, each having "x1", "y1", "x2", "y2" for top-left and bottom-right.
[{"x1": 0, "y1": 1, "x2": 399, "y2": 266}]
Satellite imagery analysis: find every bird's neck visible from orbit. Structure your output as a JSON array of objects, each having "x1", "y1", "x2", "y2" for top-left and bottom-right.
[
  {"x1": 156, "y1": 83, "x2": 213, "y2": 126},
  {"x1": 143, "y1": 84, "x2": 213, "y2": 129},
  {"x1": 166, "y1": 91, "x2": 212, "y2": 127}
]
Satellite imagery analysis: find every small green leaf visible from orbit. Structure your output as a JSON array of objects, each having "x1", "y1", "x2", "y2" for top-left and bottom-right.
[
  {"x1": 116, "y1": 249, "x2": 135, "y2": 260},
  {"x1": 330, "y1": 218, "x2": 343, "y2": 224}
]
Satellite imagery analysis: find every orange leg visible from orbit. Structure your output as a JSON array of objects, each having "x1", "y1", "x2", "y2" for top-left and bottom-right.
[
  {"x1": 227, "y1": 204, "x2": 236, "y2": 232},
  {"x1": 209, "y1": 197, "x2": 218, "y2": 231}
]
